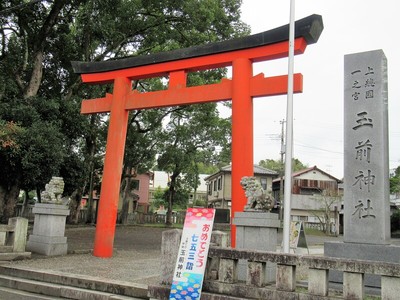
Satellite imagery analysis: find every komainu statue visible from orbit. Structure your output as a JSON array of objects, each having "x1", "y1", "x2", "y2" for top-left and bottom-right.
[
  {"x1": 240, "y1": 176, "x2": 275, "y2": 212},
  {"x1": 41, "y1": 176, "x2": 70, "y2": 205}
]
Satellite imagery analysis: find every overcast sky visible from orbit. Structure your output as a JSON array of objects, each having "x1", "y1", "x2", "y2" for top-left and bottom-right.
[{"x1": 230, "y1": 0, "x2": 400, "y2": 179}]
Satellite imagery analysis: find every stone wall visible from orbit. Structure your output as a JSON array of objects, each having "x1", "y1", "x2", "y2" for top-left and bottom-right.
[{"x1": 148, "y1": 229, "x2": 400, "y2": 300}]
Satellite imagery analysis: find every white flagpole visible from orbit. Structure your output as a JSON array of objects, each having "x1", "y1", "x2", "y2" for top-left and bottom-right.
[{"x1": 282, "y1": 0, "x2": 295, "y2": 254}]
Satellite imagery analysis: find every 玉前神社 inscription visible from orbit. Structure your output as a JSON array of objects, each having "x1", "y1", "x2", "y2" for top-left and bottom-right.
[
  {"x1": 324, "y1": 49, "x2": 397, "y2": 288},
  {"x1": 343, "y1": 50, "x2": 390, "y2": 245}
]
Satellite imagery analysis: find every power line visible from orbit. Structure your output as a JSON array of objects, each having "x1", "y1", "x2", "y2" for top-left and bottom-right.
[
  {"x1": 264, "y1": 134, "x2": 280, "y2": 141},
  {"x1": 295, "y1": 142, "x2": 343, "y2": 155}
]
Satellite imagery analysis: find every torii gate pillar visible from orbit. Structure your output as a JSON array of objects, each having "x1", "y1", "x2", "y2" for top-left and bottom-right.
[
  {"x1": 93, "y1": 77, "x2": 130, "y2": 257},
  {"x1": 231, "y1": 58, "x2": 253, "y2": 242},
  {"x1": 72, "y1": 14, "x2": 323, "y2": 257}
]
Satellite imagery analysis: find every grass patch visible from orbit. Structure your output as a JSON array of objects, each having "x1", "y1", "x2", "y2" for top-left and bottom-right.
[{"x1": 304, "y1": 227, "x2": 327, "y2": 236}]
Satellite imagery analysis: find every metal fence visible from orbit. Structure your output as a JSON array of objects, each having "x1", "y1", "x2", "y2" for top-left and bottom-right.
[
  {"x1": 14, "y1": 204, "x2": 34, "y2": 222},
  {"x1": 14, "y1": 204, "x2": 186, "y2": 225},
  {"x1": 15, "y1": 206, "x2": 328, "y2": 233},
  {"x1": 127, "y1": 211, "x2": 186, "y2": 225}
]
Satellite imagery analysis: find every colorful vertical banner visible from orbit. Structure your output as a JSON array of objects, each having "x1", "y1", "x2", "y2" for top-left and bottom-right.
[{"x1": 169, "y1": 208, "x2": 216, "y2": 300}]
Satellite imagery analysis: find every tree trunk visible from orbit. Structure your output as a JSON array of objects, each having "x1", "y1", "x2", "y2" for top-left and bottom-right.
[
  {"x1": 36, "y1": 188, "x2": 41, "y2": 203},
  {"x1": 86, "y1": 162, "x2": 95, "y2": 224},
  {"x1": 23, "y1": 51, "x2": 44, "y2": 99},
  {"x1": 0, "y1": 183, "x2": 20, "y2": 223},
  {"x1": 68, "y1": 188, "x2": 82, "y2": 224},
  {"x1": 85, "y1": 114, "x2": 98, "y2": 224},
  {"x1": 22, "y1": 0, "x2": 69, "y2": 99},
  {"x1": 120, "y1": 167, "x2": 132, "y2": 225},
  {"x1": 166, "y1": 188, "x2": 173, "y2": 227},
  {"x1": 0, "y1": 186, "x2": 6, "y2": 221},
  {"x1": 166, "y1": 172, "x2": 179, "y2": 226},
  {"x1": 20, "y1": 190, "x2": 29, "y2": 217}
]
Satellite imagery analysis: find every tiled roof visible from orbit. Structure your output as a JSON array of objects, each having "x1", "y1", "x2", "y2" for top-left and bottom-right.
[
  {"x1": 205, "y1": 164, "x2": 278, "y2": 180},
  {"x1": 272, "y1": 165, "x2": 342, "y2": 183},
  {"x1": 220, "y1": 164, "x2": 277, "y2": 175}
]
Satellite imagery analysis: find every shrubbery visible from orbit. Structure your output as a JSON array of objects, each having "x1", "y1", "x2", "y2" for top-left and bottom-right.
[{"x1": 391, "y1": 210, "x2": 400, "y2": 232}]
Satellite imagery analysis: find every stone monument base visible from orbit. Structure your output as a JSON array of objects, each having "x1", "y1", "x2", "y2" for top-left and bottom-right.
[
  {"x1": 27, "y1": 235, "x2": 68, "y2": 256},
  {"x1": 27, "y1": 203, "x2": 69, "y2": 256},
  {"x1": 324, "y1": 241, "x2": 400, "y2": 287},
  {"x1": 234, "y1": 211, "x2": 280, "y2": 283}
]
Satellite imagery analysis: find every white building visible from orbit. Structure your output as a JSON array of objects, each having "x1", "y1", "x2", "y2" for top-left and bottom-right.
[{"x1": 149, "y1": 171, "x2": 208, "y2": 206}]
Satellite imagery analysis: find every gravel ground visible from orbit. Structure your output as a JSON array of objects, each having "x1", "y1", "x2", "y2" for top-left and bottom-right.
[
  {"x1": 2, "y1": 226, "x2": 170, "y2": 284},
  {"x1": 1, "y1": 225, "x2": 379, "y2": 285},
  {"x1": 7, "y1": 250, "x2": 161, "y2": 284}
]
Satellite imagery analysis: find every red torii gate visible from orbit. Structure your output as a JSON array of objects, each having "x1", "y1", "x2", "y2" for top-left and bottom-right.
[{"x1": 72, "y1": 14, "x2": 323, "y2": 258}]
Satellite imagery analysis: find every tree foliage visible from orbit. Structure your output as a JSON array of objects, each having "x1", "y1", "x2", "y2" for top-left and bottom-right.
[
  {"x1": 0, "y1": 95, "x2": 68, "y2": 221},
  {"x1": 390, "y1": 166, "x2": 400, "y2": 195},
  {"x1": 258, "y1": 158, "x2": 309, "y2": 174},
  {"x1": 0, "y1": 0, "x2": 248, "y2": 223},
  {"x1": 391, "y1": 209, "x2": 400, "y2": 233},
  {"x1": 157, "y1": 102, "x2": 231, "y2": 225},
  {"x1": 150, "y1": 186, "x2": 168, "y2": 212},
  {"x1": 0, "y1": 120, "x2": 24, "y2": 149}
]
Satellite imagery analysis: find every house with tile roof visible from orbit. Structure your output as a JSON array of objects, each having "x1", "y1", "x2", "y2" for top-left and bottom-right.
[
  {"x1": 272, "y1": 165, "x2": 343, "y2": 233},
  {"x1": 204, "y1": 164, "x2": 279, "y2": 210}
]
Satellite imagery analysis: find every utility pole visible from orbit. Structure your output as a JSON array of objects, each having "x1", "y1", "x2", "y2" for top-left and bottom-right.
[
  {"x1": 282, "y1": 0, "x2": 295, "y2": 254},
  {"x1": 279, "y1": 119, "x2": 285, "y2": 221}
]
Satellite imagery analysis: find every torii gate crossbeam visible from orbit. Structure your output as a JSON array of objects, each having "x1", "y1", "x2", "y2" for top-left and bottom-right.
[{"x1": 72, "y1": 14, "x2": 323, "y2": 258}]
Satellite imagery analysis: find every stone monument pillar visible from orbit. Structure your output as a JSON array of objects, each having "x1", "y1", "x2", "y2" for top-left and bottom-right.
[
  {"x1": 27, "y1": 177, "x2": 70, "y2": 256},
  {"x1": 233, "y1": 177, "x2": 280, "y2": 283},
  {"x1": 324, "y1": 49, "x2": 397, "y2": 287}
]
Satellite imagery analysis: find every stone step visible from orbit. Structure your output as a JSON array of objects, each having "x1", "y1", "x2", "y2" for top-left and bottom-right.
[
  {"x1": 0, "y1": 274, "x2": 145, "y2": 299},
  {"x1": 148, "y1": 284, "x2": 249, "y2": 300},
  {"x1": 0, "y1": 286, "x2": 61, "y2": 300},
  {"x1": 0, "y1": 265, "x2": 148, "y2": 299},
  {"x1": 0, "y1": 252, "x2": 31, "y2": 261},
  {"x1": 0, "y1": 246, "x2": 14, "y2": 253}
]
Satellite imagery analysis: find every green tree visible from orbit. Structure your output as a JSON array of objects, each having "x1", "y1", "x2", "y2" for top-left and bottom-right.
[
  {"x1": 258, "y1": 158, "x2": 309, "y2": 174},
  {"x1": 0, "y1": 96, "x2": 67, "y2": 222},
  {"x1": 157, "y1": 102, "x2": 231, "y2": 225},
  {"x1": 309, "y1": 189, "x2": 342, "y2": 235},
  {"x1": 114, "y1": 0, "x2": 247, "y2": 223},
  {"x1": 0, "y1": 120, "x2": 24, "y2": 149},
  {"x1": 150, "y1": 186, "x2": 168, "y2": 213},
  {"x1": 195, "y1": 162, "x2": 219, "y2": 175},
  {"x1": 0, "y1": 0, "x2": 77, "y2": 221},
  {"x1": 390, "y1": 166, "x2": 400, "y2": 195},
  {"x1": 0, "y1": 0, "x2": 248, "y2": 223},
  {"x1": 119, "y1": 105, "x2": 177, "y2": 224},
  {"x1": 391, "y1": 209, "x2": 400, "y2": 233}
]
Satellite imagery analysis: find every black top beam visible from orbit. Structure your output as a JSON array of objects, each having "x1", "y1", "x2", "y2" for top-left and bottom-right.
[{"x1": 71, "y1": 14, "x2": 323, "y2": 75}]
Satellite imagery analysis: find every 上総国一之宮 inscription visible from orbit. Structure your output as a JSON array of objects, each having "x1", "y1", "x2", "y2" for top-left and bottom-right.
[{"x1": 344, "y1": 50, "x2": 390, "y2": 244}]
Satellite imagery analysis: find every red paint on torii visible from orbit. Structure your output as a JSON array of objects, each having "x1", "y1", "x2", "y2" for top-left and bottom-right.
[{"x1": 72, "y1": 15, "x2": 323, "y2": 258}]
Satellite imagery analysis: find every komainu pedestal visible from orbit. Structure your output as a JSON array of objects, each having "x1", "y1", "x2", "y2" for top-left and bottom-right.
[
  {"x1": 27, "y1": 203, "x2": 70, "y2": 256},
  {"x1": 234, "y1": 211, "x2": 280, "y2": 283}
]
